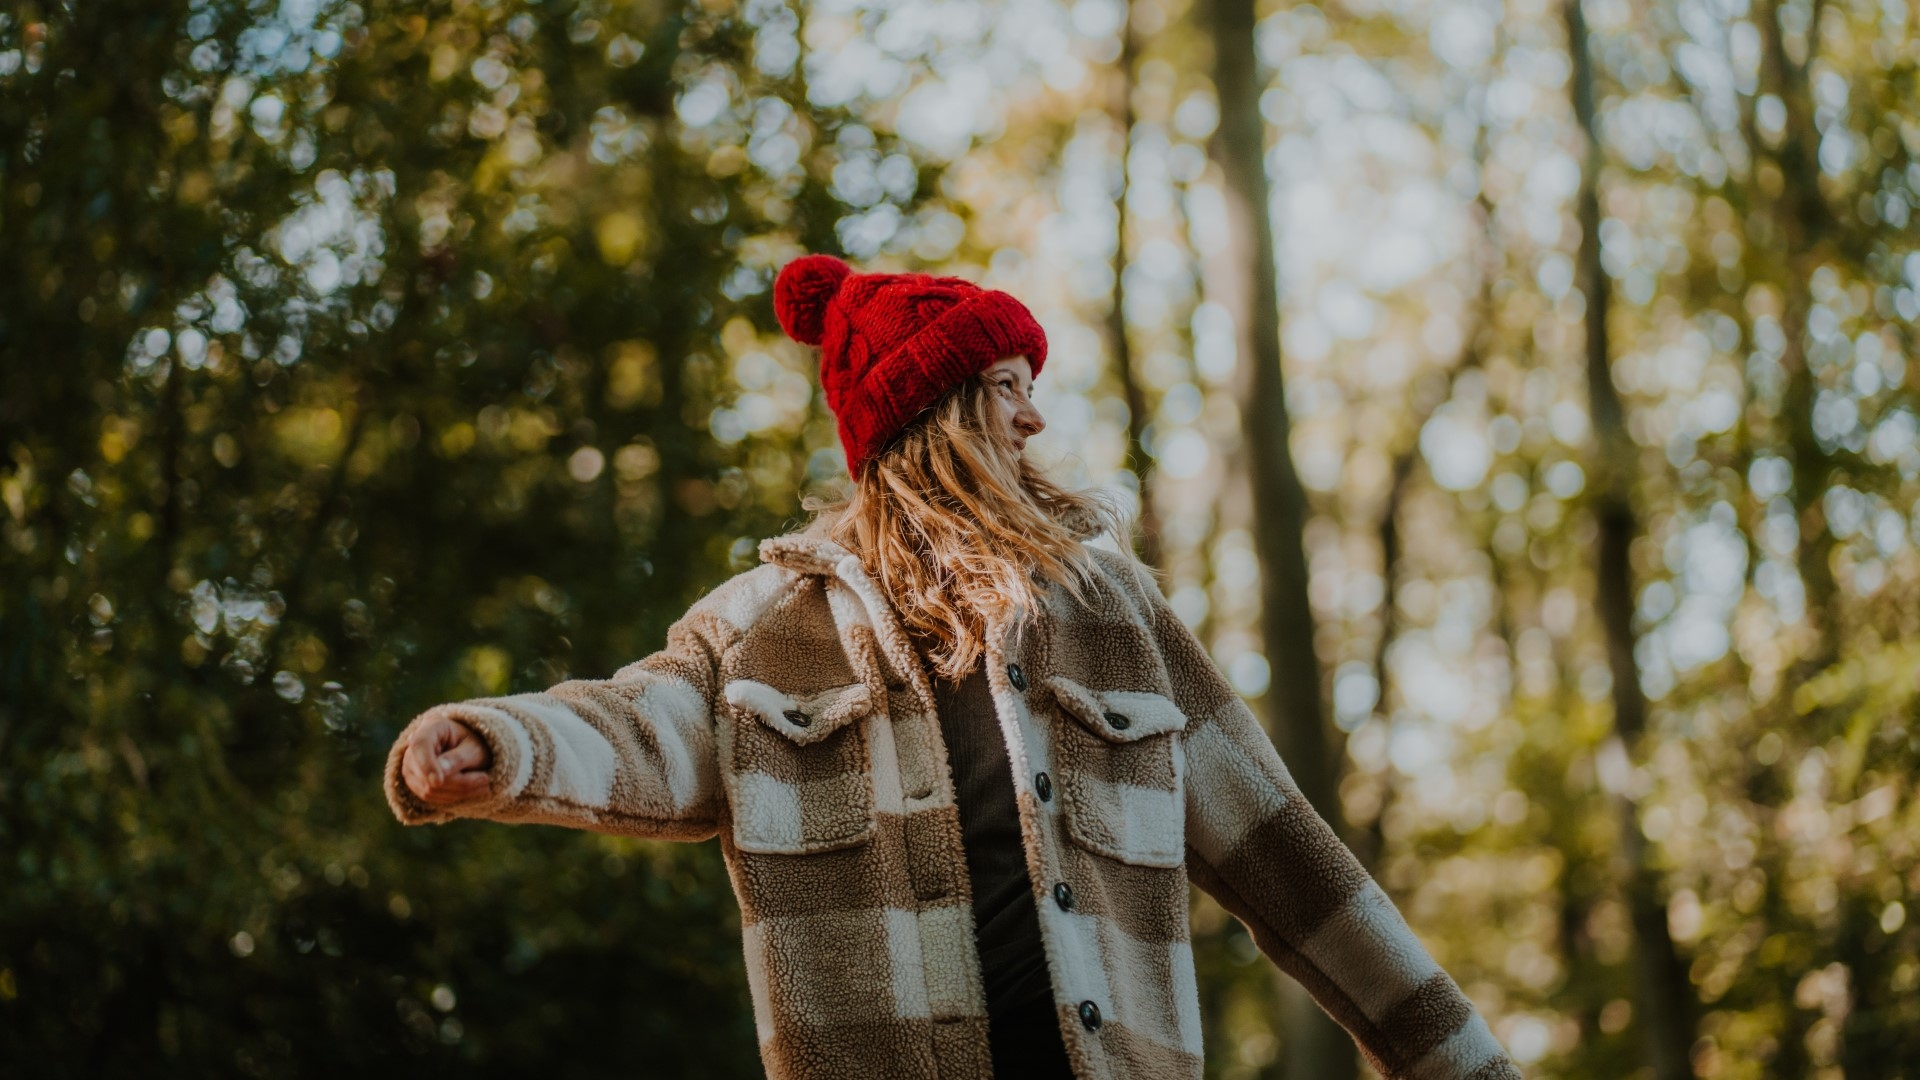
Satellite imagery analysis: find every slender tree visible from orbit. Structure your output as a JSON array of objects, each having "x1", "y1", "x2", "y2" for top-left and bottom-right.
[
  {"x1": 1742, "y1": 2, "x2": 1847, "y2": 1070},
  {"x1": 1563, "y1": 1, "x2": 1698, "y2": 1076},
  {"x1": 1752, "y1": 0, "x2": 1845, "y2": 666},
  {"x1": 1104, "y1": 0, "x2": 1164, "y2": 569},
  {"x1": 1204, "y1": 0, "x2": 1351, "y2": 1074}
]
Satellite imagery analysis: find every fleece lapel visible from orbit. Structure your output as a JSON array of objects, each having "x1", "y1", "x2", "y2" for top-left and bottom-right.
[{"x1": 759, "y1": 533, "x2": 936, "y2": 706}]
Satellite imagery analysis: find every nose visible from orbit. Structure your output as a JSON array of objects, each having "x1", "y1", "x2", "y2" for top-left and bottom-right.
[{"x1": 1014, "y1": 400, "x2": 1045, "y2": 437}]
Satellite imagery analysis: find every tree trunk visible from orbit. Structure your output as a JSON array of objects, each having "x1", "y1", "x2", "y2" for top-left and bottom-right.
[
  {"x1": 1754, "y1": 0, "x2": 1841, "y2": 668},
  {"x1": 1750, "y1": 1, "x2": 1840, "y2": 1066},
  {"x1": 1105, "y1": 0, "x2": 1163, "y2": 569},
  {"x1": 1205, "y1": 0, "x2": 1332, "y2": 826},
  {"x1": 1205, "y1": 0, "x2": 1351, "y2": 1075},
  {"x1": 1563, "y1": 2, "x2": 1698, "y2": 1077}
]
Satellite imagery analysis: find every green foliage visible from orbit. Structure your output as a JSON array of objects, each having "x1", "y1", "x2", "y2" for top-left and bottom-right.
[{"x1": 0, "y1": 0, "x2": 933, "y2": 1071}]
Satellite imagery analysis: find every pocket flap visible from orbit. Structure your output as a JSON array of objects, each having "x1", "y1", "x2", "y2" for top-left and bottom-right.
[
  {"x1": 723, "y1": 679, "x2": 874, "y2": 746},
  {"x1": 1046, "y1": 675, "x2": 1189, "y2": 743}
]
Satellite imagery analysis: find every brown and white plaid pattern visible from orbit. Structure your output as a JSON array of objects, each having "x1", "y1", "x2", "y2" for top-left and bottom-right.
[{"x1": 385, "y1": 526, "x2": 1519, "y2": 1080}]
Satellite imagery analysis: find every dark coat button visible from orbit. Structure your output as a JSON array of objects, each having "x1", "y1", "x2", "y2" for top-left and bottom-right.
[
  {"x1": 1053, "y1": 881, "x2": 1074, "y2": 911},
  {"x1": 782, "y1": 709, "x2": 811, "y2": 727},
  {"x1": 1007, "y1": 662, "x2": 1028, "y2": 691},
  {"x1": 1035, "y1": 771, "x2": 1052, "y2": 801},
  {"x1": 1078, "y1": 1000, "x2": 1102, "y2": 1030},
  {"x1": 1103, "y1": 711, "x2": 1130, "y2": 731}
]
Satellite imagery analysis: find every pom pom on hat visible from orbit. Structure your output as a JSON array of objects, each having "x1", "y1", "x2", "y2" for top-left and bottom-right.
[{"x1": 773, "y1": 254, "x2": 853, "y2": 346}]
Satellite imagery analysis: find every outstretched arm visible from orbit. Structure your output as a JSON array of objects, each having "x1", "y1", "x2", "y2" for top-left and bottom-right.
[
  {"x1": 1100, "y1": 550, "x2": 1519, "y2": 1080},
  {"x1": 383, "y1": 582, "x2": 742, "y2": 841}
]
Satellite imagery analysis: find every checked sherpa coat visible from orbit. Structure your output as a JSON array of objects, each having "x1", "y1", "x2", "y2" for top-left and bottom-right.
[{"x1": 385, "y1": 524, "x2": 1520, "y2": 1080}]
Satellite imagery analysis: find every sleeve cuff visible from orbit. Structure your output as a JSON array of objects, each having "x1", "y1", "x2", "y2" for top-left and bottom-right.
[{"x1": 382, "y1": 702, "x2": 531, "y2": 825}]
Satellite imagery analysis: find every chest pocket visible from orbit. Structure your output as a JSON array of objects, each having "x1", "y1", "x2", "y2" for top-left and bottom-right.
[
  {"x1": 1046, "y1": 675, "x2": 1190, "y2": 869},
  {"x1": 720, "y1": 679, "x2": 878, "y2": 855}
]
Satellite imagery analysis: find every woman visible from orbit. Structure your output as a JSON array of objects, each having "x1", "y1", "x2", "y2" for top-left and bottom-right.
[{"x1": 388, "y1": 254, "x2": 1518, "y2": 1080}]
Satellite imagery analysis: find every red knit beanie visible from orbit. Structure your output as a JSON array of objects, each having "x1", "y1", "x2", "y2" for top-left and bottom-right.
[{"x1": 772, "y1": 254, "x2": 1048, "y2": 476}]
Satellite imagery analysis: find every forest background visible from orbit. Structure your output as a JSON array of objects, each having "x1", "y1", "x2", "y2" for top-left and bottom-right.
[{"x1": 4, "y1": 0, "x2": 1918, "y2": 1077}]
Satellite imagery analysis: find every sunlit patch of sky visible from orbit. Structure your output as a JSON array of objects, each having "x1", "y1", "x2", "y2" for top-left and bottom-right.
[
  {"x1": 123, "y1": 159, "x2": 393, "y2": 401},
  {"x1": 272, "y1": 168, "x2": 392, "y2": 297},
  {"x1": 189, "y1": 0, "x2": 350, "y2": 80},
  {"x1": 1636, "y1": 504, "x2": 1749, "y2": 698}
]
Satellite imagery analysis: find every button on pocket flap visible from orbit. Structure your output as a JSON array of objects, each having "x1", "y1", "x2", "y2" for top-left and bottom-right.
[
  {"x1": 1046, "y1": 675, "x2": 1189, "y2": 743},
  {"x1": 724, "y1": 679, "x2": 874, "y2": 746}
]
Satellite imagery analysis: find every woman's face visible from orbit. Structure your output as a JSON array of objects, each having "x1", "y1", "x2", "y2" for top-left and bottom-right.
[{"x1": 982, "y1": 355, "x2": 1045, "y2": 454}]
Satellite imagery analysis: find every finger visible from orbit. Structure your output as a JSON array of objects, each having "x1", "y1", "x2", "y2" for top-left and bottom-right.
[
  {"x1": 423, "y1": 771, "x2": 490, "y2": 806},
  {"x1": 433, "y1": 717, "x2": 483, "y2": 762},
  {"x1": 407, "y1": 761, "x2": 448, "y2": 803},
  {"x1": 411, "y1": 723, "x2": 444, "y2": 757},
  {"x1": 439, "y1": 735, "x2": 488, "y2": 774},
  {"x1": 406, "y1": 726, "x2": 456, "y2": 792},
  {"x1": 402, "y1": 743, "x2": 435, "y2": 796},
  {"x1": 428, "y1": 716, "x2": 464, "y2": 754},
  {"x1": 424, "y1": 726, "x2": 461, "y2": 781}
]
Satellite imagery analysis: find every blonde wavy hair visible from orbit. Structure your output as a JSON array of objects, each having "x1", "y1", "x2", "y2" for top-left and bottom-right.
[{"x1": 809, "y1": 371, "x2": 1137, "y2": 681}]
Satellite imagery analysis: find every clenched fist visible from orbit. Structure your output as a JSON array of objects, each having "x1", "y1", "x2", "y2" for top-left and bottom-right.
[{"x1": 401, "y1": 714, "x2": 493, "y2": 806}]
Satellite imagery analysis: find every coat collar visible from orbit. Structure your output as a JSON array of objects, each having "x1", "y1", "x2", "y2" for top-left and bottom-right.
[
  {"x1": 757, "y1": 532, "x2": 854, "y2": 576},
  {"x1": 756, "y1": 526, "x2": 946, "y2": 705},
  {"x1": 756, "y1": 517, "x2": 1050, "y2": 678}
]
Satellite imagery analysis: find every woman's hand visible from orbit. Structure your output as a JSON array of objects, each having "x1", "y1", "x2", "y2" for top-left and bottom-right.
[{"x1": 401, "y1": 715, "x2": 493, "y2": 806}]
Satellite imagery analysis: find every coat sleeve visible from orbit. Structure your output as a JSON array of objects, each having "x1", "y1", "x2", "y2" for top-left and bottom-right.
[
  {"x1": 1096, "y1": 549, "x2": 1519, "y2": 1080},
  {"x1": 381, "y1": 568, "x2": 766, "y2": 841}
]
